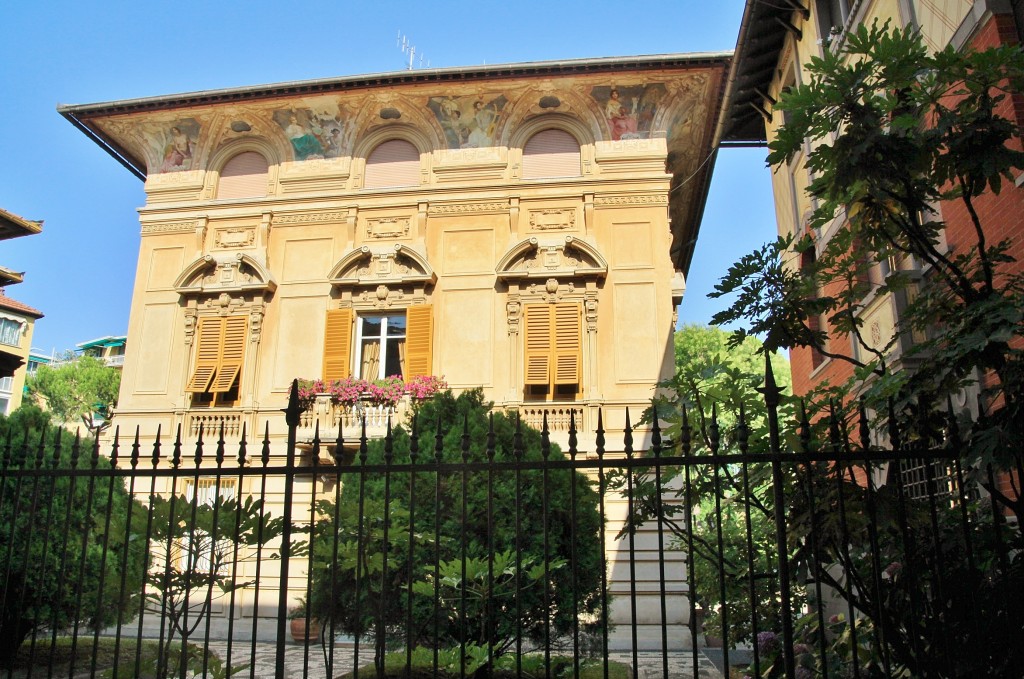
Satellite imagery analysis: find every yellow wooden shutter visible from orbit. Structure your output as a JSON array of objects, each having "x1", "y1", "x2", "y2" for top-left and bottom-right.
[
  {"x1": 552, "y1": 303, "x2": 582, "y2": 385},
  {"x1": 524, "y1": 304, "x2": 552, "y2": 385},
  {"x1": 323, "y1": 308, "x2": 353, "y2": 381},
  {"x1": 210, "y1": 315, "x2": 247, "y2": 393},
  {"x1": 404, "y1": 304, "x2": 433, "y2": 378},
  {"x1": 186, "y1": 318, "x2": 223, "y2": 393}
]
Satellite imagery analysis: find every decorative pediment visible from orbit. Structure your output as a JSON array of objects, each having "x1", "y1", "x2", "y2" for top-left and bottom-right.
[
  {"x1": 496, "y1": 236, "x2": 607, "y2": 282},
  {"x1": 328, "y1": 244, "x2": 436, "y2": 288},
  {"x1": 174, "y1": 253, "x2": 277, "y2": 296}
]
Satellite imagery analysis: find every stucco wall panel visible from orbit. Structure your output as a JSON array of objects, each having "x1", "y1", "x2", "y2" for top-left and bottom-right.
[
  {"x1": 612, "y1": 282, "x2": 659, "y2": 384},
  {"x1": 133, "y1": 303, "x2": 177, "y2": 394},
  {"x1": 270, "y1": 296, "x2": 326, "y2": 390},
  {"x1": 146, "y1": 246, "x2": 186, "y2": 291},
  {"x1": 436, "y1": 288, "x2": 495, "y2": 388},
  {"x1": 281, "y1": 238, "x2": 335, "y2": 283}
]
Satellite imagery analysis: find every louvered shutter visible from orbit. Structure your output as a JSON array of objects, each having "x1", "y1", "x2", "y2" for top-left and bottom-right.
[
  {"x1": 404, "y1": 304, "x2": 433, "y2": 378},
  {"x1": 552, "y1": 303, "x2": 582, "y2": 385},
  {"x1": 210, "y1": 316, "x2": 247, "y2": 393},
  {"x1": 217, "y1": 152, "x2": 269, "y2": 199},
  {"x1": 186, "y1": 319, "x2": 223, "y2": 393},
  {"x1": 524, "y1": 305, "x2": 552, "y2": 385},
  {"x1": 364, "y1": 140, "x2": 420, "y2": 188},
  {"x1": 322, "y1": 308, "x2": 353, "y2": 381},
  {"x1": 522, "y1": 130, "x2": 581, "y2": 179}
]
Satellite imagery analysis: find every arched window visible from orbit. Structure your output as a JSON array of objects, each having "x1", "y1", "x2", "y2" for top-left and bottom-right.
[
  {"x1": 522, "y1": 129, "x2": 581, "y2": 179},
  {"x1": 216, "y1": 152, "x2": 269, "y2": 199},
  {"x1": 364, "y1": 140, "x2": 421, "y2": 189}
]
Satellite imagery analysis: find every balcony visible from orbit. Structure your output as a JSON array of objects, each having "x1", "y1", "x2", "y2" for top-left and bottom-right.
[
  {"x1": 105, "y1": 354, "x2": 126, "y2": 367},
  {"x1": 297, "y1": 394, "x2": 411, "y2": 445}
]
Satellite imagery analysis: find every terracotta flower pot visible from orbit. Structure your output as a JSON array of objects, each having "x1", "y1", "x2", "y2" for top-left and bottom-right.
[{"x1": 290, "y1": 617, "x2": 321, "y2": 644}]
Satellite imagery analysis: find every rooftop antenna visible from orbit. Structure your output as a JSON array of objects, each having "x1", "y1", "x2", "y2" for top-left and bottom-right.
[{"x1": 397, "y1": 30, "x2": 428, "y2": 70}]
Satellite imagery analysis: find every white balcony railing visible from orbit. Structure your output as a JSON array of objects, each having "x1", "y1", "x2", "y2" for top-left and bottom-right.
[
  {"x1": 297, "y1": 395, "x2": 410, "y2": 444},
  {"x1": 105, "y1": 354, "x2": 126, "y2": 367}
]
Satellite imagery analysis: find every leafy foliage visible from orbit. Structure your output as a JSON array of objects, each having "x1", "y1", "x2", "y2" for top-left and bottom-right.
[
  {"x1": 712, "y1": 19, "x2": 1024, "y2": 518},
  {"x1": 614, "y1": 326, "x2": 794, "y2": 646},
  {"x1": 701, "y1": 21, "x2": 1024, "y2": 677},
  {"x1": 27, "y1": 354, "x2": 121, "y2": 433},
  {"x1": 307, "y1": 389, "x2": 604, "y2": 670},
  {"x1": 0, "y1": 407, "x2": 145, "y2": 667},
  {"x1": 138, "y1": 488, "x2": 287, "y2": 678}
]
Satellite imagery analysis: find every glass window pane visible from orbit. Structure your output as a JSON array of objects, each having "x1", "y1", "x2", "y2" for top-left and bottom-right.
[
  {"x1": 361, "y1": 317, "x2": 383, "y2": 337},
  {"x1": 386, "y1": 315, "x2": 406, "y2": 335}
]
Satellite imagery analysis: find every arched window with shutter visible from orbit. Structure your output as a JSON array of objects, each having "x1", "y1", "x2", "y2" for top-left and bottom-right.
[
  {"x1": 364, "y1": 140, "x2": 421, "y2": 189},
  {"x1": 216, "y1": 151, "x2": 269, "y2": 199},
  {"x1": 521, "y1": 129, "x2": 581, "y2": 179}
]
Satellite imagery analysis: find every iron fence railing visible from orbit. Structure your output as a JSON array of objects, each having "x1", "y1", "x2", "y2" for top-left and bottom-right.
[{"x1": 0, "y1": 373, "x2": 1020, "y2": 679}]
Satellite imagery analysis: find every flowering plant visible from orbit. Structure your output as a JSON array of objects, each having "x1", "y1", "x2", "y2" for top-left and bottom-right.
[
  {"x1": 326, "y1": 377, "x2": 367, "y2": 407},
  {"x1": 365, "y1": 376, "x2": 405, "y2": 408},
  {"x1": 296, "y1": 379, "x2": 325, "y2": 412},
  {"x1": 404, "y1": 374, "x2": 447, "y2": 400}
]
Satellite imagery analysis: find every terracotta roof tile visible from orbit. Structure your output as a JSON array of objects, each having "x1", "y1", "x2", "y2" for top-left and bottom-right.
[{"x1": 0, "y1": 293, "x2": 43, "y2": 319}]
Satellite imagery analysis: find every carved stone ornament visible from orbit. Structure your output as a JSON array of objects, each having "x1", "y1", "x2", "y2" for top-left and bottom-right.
[
  {"x1": 526, "y1": 280, "x2": 575, "y2": 303},
  {"x1": 528, "y1": 208, "x2": 576, "y2": 231},
  {"x1": 365, "y1": 216, "x2": 411, "y2": 239},
  {"x1": 141, "y1": 220, "x2": 200, "y2": 235},
  {"x1": 506, "y1": 298, "x2": 522, "y2": 336},
  {"x1": 214, "y1": 227, "x2": 256, "y2": 249},
  {"x1": 174, "y1": 252, "x2": 277, "y2": 297},
  {"x1": 328, "y1": 244, "x2": 436, "y2": 289},
  {"x1": 496, "y1": 236, "x2": 607, "y2": 283}
]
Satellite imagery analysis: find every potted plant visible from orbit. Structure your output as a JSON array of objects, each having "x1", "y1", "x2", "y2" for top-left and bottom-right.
[
  {"x1": 288, "y1": 599, "x2": 321, "y2": 644},
  {"x1": 295, "y1": 379, "x2": 324, "y2": 412},
  {"x1": 365, "y1": 375, "x2": 405, "y2": 408},
  {"x1": 326, "y1": 376, "x2": 368, "y2": 408}
]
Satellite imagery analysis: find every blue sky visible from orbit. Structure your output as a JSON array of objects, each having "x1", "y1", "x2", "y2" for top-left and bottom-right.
[{"x1": 0, "y1": 0, "x2": 775, "y2": 355}]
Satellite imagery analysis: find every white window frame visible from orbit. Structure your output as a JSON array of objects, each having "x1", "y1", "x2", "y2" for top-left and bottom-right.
[
  {"x1": 0, "y1": 318, "x2": 23, "y2": 347},
  {"x1": 354, "y1": 312, "x2": 407, "y2": 380}
]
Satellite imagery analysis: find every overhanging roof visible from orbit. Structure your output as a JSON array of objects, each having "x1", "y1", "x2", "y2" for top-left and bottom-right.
[
  {"x1": 58, "y1": 52, "x2": 732, "y2": 181},
  {"x1": 0, "y1": 207, "x2": 43, "y2": 242},
  {"x1": 718, "y1": 0, "x2": 794, "y2": 145}
]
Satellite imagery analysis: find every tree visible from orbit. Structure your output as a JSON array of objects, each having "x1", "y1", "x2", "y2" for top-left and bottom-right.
[
  {"x1": 0, "y1": 406, "x2": 146, "y2": 667},
  {"x1": 307, "y1": 389, "x2": 605, "y2": 672},
  {"x1": 613, "y1": 325, "x2": 794, "y2": 646},
  {"x1": 27, "y1": 354, "x2": 121, "y2": 434},
  {"x1": 703, "y1": 22, "x2": 1024, "y2": 676},
  {"x1": 138, "y1": 491, "x2": 288, "y2": 679},
  {"x1": 713, "y1": 21, "x2": 1024, "y2": 461}
]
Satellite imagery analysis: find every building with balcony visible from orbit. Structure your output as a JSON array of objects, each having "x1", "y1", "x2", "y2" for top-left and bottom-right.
[
  {"x1": 77, "y1": 335, "x2": 128, "y2": 368},
  {"x1": 61, "y1": 54, "x2": 729, "y2": 454},
  {"x1": 0, "y1": 208, "x2": 44, "y2": 415},
  {"x1": 61, "y1": 53, "x2": 731, "y2": 647}
]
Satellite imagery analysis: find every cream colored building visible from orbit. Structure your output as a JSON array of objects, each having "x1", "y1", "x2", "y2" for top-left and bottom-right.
[
  {"x1": 61, "y1": 54, "x2": 728, "y2": 453},
  {"x1": 62, "y1": 54, "x2": 729, "y2": 647},
  {"x1": 0, "y1": 208, "x2": 44, "y2": 415}
]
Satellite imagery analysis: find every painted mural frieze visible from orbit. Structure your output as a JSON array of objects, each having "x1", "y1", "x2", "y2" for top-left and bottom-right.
[
  {"x1": 273, "y1": 105, "x2": 348, "y2": 161},
  {"x1": 590, "y1": 85, "x2": 667, "y2": 141},
  {"x1": 427, "y1": 94, "x2": 508, "y2": 149}
]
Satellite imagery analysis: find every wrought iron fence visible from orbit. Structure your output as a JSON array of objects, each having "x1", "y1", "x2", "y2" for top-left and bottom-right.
[{"x1": 0, "y1": 373, "x2": 1020, "y2": 679}]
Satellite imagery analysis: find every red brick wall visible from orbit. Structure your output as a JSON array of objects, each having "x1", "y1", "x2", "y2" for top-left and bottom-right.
[{"x1": 791, "y1": 11, "x2": 1024, "y2": 409}]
